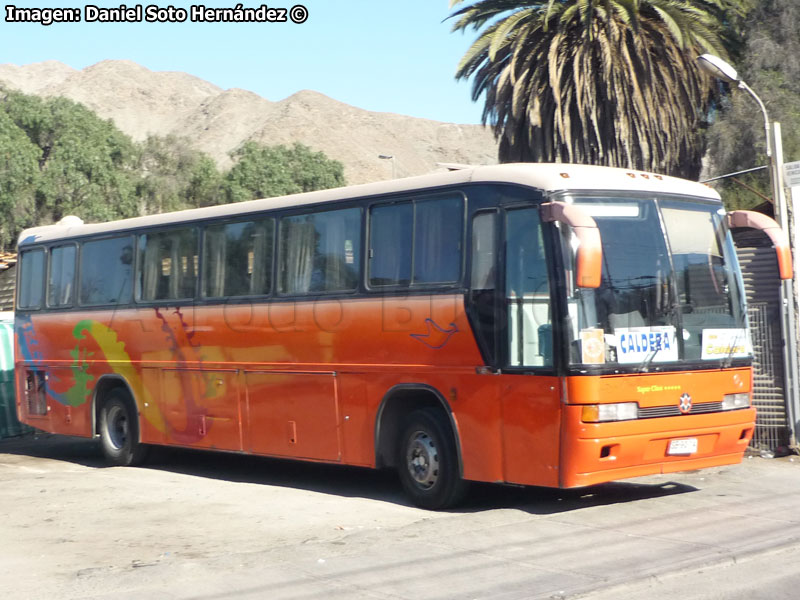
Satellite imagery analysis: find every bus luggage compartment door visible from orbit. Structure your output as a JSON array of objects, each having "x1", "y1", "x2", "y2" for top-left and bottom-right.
[
  {"x1": 159, "y1": 369, "x2": 241, "y2": 451},
  {"x1": 245, "y1": 371, "x2": 341, "y2": 461}
]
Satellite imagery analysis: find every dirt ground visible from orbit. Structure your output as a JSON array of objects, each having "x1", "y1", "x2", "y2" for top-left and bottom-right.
[
  {"x1": 0, "y1": 433, "x2": 446, "y2": 598},
  {"x1": 3, "y1": 433, "x2": 800, "y2": 600}
]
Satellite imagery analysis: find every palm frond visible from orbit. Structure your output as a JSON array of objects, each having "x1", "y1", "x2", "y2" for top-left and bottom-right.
[{"x1": 450, "y1": 0, "x2": 750, "y2": 177}]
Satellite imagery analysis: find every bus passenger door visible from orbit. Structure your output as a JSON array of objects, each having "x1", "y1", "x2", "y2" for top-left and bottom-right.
[
  {"x1": 244, "y1": 371, "x2": 341, "y2": 461},
  {"x1": 506, "y1": 206, "x2": 554, "y2": 367},
  {"x1": 501, "y1": 377, "x2": 562, "y2": 487},
  {"x1": 501, "y1": 207, "x2": 561, "y2": 487}
]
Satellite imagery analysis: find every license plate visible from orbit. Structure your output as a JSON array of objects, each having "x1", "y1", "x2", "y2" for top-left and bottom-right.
[{"x1": 668, "y1": 438, "x2": 698, "y2": 455}]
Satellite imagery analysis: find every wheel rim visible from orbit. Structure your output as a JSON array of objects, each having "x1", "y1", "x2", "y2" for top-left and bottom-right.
[
  {"x1": 406, "y1": 430, "x2": 439, "y2": 489},
  {"x1": 106, "y1": 404, "x2": 129, "y2": 450}
]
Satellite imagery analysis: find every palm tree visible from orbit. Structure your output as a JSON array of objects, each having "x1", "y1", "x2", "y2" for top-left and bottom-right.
[{"x1": 450, "y1": 0, "x2": 748, "y2": 179}]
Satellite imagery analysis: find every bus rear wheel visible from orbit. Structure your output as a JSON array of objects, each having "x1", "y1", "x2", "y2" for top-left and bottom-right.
[
  {"x1": 98, "y1": 390, "x2": 148, "y2": 466},
  {"x1": 397, "y1": 408, "x2": 468, "y2": 510}
]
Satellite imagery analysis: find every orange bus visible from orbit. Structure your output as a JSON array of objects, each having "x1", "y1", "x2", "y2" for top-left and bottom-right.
[{"x1": 14, "y1": 164, "x2": 791, "y2": 508}]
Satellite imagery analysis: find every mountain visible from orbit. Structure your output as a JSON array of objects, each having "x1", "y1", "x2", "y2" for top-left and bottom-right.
[{"x1": 0, "y1": 60, "x2": 498, "y2": 184}]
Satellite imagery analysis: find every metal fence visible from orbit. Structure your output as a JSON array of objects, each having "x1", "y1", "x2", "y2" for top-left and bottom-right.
[{"x1": 748, "y1": 302, "x2": 790, "y2": 452}]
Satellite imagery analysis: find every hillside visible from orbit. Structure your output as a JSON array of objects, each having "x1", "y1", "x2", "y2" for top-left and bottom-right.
[{"x1": 0, "y1": 60, "x2": 498, "y2": 184}]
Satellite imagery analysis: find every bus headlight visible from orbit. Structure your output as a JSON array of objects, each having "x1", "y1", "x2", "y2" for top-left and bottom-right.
[
  {"x1": 581, "y1": 402, "x2": 639, "y2": 423},
  {"x1": 722, "y1": 393, "x2": 751, "y2": 410}
]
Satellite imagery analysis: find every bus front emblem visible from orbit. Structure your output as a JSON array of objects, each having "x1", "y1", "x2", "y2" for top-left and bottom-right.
[{"x1": 679, "y1": 393, "x2": 693, "y2": 414}]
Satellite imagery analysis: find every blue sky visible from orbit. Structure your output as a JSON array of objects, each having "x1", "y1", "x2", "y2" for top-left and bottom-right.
[{"x1": 1, "y1": 1, "x2": 488, "y2": 124}]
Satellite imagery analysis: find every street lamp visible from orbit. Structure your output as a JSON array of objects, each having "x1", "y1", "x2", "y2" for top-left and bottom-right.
[
  {"x1": 697, "y1": 53, "x2": 800, "y2": 447},
  {"x1": 697, "y1": 54, "x2": 772, "y2": 159},
  {"x1": 378, "y1": 154, "x2": 396, "y2": 179},
  {"x1": 697, "y1": 52, "x2": 789, "y2": 244}
]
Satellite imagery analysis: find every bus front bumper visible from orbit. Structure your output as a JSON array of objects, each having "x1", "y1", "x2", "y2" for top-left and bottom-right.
[{"x1": 558, "y1": 406, "x2": 756, "y2": 488}]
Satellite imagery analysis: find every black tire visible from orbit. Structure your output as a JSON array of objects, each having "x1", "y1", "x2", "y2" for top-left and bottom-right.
[
  {"x1": 98, "y1": 390, "x2": 149, "y2": 466},
  {"x1": 397, "y1": 408, "x2": 468, "y2": 509}
]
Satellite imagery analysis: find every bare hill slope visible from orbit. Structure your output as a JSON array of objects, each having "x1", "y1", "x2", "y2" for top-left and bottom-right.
[{"x1": 0, "y1": 60, "x2": 498, "y2": 184}]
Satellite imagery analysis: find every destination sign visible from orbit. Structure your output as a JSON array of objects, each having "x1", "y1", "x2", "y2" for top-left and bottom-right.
[
  {"x1": 614, "y1": 326, "x2": 678, "y2": 364},
  {"x1": 701, "y1": 328, "x2": 751, "y2": 360}
]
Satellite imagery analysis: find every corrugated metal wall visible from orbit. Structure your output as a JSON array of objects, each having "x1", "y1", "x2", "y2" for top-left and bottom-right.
[
  {"x1": 733, "y1": 228, "x2": 789, "y2": 451},
  {"x1": 0, "y1": 265, "x2": 16, "y2": 311}
]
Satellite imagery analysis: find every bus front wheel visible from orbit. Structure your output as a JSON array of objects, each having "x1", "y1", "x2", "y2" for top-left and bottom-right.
[
  {"x1": 98, "y1": 390, "x2": 148, "y2": 466},
  {"x1": 397, "y1": 408, "x2": 468, "y2": 510}
]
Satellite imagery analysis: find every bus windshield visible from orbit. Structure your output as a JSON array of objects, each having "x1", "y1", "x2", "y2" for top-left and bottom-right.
[{"x1": 560, "y1": 195, "x2": 749, "y2": 369}]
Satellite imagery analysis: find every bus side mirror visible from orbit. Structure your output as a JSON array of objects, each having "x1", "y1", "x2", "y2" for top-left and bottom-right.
[
  {"x1": 541, "y1": 202, "x2": 602, "y2": 288},
  {"x1": 728, "y1": 210, "x2": 793, "y2": 280}
]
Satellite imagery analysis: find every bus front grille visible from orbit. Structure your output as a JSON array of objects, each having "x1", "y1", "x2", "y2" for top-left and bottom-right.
[{"x1": 638, "y1": 402, "x2": 724, "y2": 419}]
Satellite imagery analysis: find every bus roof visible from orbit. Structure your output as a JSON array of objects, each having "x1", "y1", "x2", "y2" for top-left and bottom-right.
[{"x1": 17, "y1": 163, "x2": 720, "y2": 247}]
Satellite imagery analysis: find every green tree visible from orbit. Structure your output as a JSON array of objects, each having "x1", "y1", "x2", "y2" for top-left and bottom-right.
[
  {"x1": 705, "y1": 0, "x2": 800, "y2": 209},
  {"x1": 2, "y1": 91, "x2": 140, "y2": 224},
  {"x1": 135, "y1": 135, "x2": 223, "y2": 213},
  {"x1": 186, "y1": 154, "x2": 225, "y2": 207},
  {"x1": 0, "y1": 89, "x2": 347, "y2": 250},
  {"x1": 223, "y1": 141, "x2": 345, "y2": 203},
  {"x1": 0, "y1": 107, "x2": 40, "y2": 248},
  {"x1": 450, "y1": 0, "x2": 750, "y2": 179}
]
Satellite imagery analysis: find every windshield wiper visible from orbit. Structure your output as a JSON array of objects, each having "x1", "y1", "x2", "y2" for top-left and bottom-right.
[
  {"x1": 721, "y1": 329, "x2": 748, "y2": 369},
  {"x1": 638, "y1": 346, "x2": 659, "y2": 373}
]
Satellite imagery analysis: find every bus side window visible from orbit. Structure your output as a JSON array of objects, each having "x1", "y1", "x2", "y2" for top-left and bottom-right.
[
  {"x1": 18, "y1": 248, "x2": 45, "y2": 310},
  {"x1": 279, "y1": 208, "x2": 361, "y2": 295},
  {"x1": 368, "y1": 194, "x2": 464, "y2": 289},
  {"x1": 471, "y1": 213, "x2": 496, "y2": 290},
  {"x1": 414, "y1": 196, "x2": 463, "y2": 284},
  {"x1": 506, "y1": 207, "x2": 552, "y2": 367},
  {"x1": 469, "y1": 211, "x2": 499, "y2": 363},
  {"x1": 80, "y1": 236, "x2": 134, "y2": 306},
  {"x1": 203, "y1": 219, "x2": 274, "y2": 298},
  {"x1": 369, "y1": 203, "x2": 412, "y2": 287},
  {"x1": 47, "y1": 244, "x2": 76, "y2": 307},
  {"x1": 137, "y1": 229, "x2": 199, "y2": 302}
]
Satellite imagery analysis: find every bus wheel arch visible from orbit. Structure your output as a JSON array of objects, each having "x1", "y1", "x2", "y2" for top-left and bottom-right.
[
  {"x1": 374, "y1": 384, "x2": 467, "y2": 508},
  {"x1": 94, "y1": 377, "x2": 149, "y2": 466}
]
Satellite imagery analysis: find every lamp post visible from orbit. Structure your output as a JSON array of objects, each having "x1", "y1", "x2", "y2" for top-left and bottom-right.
[
  {"x1": 697, "y1": 53, "x2": 800, "y2": 447},
  {"x1": 378, "y1": 154, "x2": 396, "y2": 179},
  {"x1": 696, "y1": 54, "x2": 788, "y2": 226},
  {"x1": 697, "y1": 54, "x2": 772, "y2": 159}
]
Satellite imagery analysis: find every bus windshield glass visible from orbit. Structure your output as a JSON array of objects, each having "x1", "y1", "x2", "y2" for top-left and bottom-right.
[{"x1": 560, "y1": 195, "x2": 749, "y2": 368}]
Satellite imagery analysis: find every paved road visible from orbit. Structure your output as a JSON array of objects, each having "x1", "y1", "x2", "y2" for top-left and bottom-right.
[{"x1": 1, "y1": 434, "x2": 799, "y2": 599}]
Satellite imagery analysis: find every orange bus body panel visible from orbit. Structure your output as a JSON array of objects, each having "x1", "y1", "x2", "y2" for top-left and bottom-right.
[
  {"x1": 499, "y1": 376, "x2": 562, "y2": 487},
  {"x1": 16, "y1": 296, "x2": 505, "y2": 483},
  {"x1": 16, "y1": 295, "x2": 754, "y2": 490}
]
